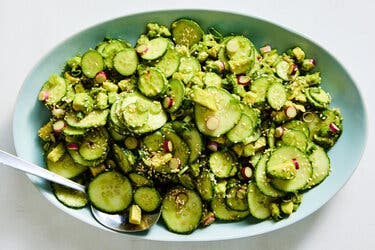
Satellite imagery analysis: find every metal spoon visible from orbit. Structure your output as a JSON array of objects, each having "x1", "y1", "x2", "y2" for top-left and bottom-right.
[{"x1": 0, "y1": 149, "x2": 161, "y2": 233}]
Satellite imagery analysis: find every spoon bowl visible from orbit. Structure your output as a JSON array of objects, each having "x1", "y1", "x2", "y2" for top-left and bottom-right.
[{"x1": 0, "y1": 149, "x2": 161, "y2": 233}]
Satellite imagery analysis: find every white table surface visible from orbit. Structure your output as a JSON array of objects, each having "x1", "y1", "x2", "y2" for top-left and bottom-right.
[{"x1": 1, "y1": 0, "x2": 374, "y2": 249}]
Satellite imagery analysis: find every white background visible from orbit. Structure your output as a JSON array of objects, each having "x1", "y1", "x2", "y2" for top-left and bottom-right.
[{"x1": 1, "y1": 0, "x2": 374, "y2": 249}]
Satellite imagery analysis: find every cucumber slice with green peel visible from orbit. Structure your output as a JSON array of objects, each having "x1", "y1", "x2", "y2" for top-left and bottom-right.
[
  {"x1": 109, "y1": 100, "x2": 125, "y2": 129},
  {"x1": 134, "y1": 186, "x2": 161, "y2": 212},
  {"x1": 225, "y1": 36, "x2": 253, "y2": 60},
  {"x1": 81, "y1": 50, "x2": 104, "y2": 78},
  {"x1": 51, "y1": 182, "x2": 88, "y2": 209},
  {"x1": 305, "y1": 87, "x2": 331, "y2": 109},
  {"x1": 62, "y1": 126, "x2": 87, "y2": 136},
  {"x1": 225, "y1": 185, "x2": 249, "y2": 211},
  {"x1": 162, "y1": 127, "x2": 190, "y2": 168},
  {"x1": 254, "y1": 153, "x2": 285, "y2": 198},
  {"x1": 279, "y1": 129, "x2": 309, "y2": 152},
  {"x1": 211, "y1": 195, "x2": 249, "y2": 221},
  {"x1": 47, "y1": 152, "x2": 87, "y2": 178},
  {"x1": 276, "y1": 60, "x2": 292, "y2": 81},
  {"x1": 181, "y1": 127, "x2": 204, "y2": 163},
  {"x1": 305, "y1": 145, "x2": 330, "y2": 188},
  {"x1": 164, "y1": 78, "x2": 185, "y2": 113},
  {"x1": 161, "y1": 187, "x2": 203, "y2": 234},
  {"x1": 64, "y1": 110, "x2": 109, "y2": 129},
  {"x1": 194, "y1": 87, "x2": 242, "y2": 137},
  {"x1": 88, "y1": 171, "x2": 133, "y2": 213},
  {"x1": 283, "y1": 120, "x2": 310, "y2": 138},
  {"x1": 267, "y1": 146, "x2": 313, "y2": 192},
  {"x1": 78, "y1": 127, "x2": 109, "y2": 161},
  {"x1": 39, "y1": 74, "x2": 67, "y2": 106},
  {"x1": 226, "y1": 113, "x2": 255, "y2": 143},
  {"x1": 118, "y1": 92, "x2": 167, "y2": 134},
  {"x1": 171, "y1": 19, "x2": 204, "y2": 48},
  {"x1": 155, "y1": 48, "x2": 180, "y2": 77},
  {"x1": 142, "y1": 131, "x2": 164, "y2": 152},
  {"x1": 128, "y1": 172, "x2": 154, "y2": 187},
  {"x1": 138, "y1": 67, "x2": 167, "y2": 97},
  {"x1": 267, "y1": 82, "x2": 287, "y2": 110},
  {"x1": 196, "y1": 170, "x2": 214, "y2": 201},
  {"x1": 209, "y1": 151, "x2": 234, "y2": 178},
  {"x1": 112, "y1": 144, "x2": 135, "y2": 174},
  {"x1": 113, "y1": 48, "x2": 138, "y2": 76},
  {"x1": 67, "y1": 148, "x2": 104, "y2": 167},
  {"x1": 247, "y1": 182, "x2": 274, "y2": 220},
  {"x1": 137, "y1": 37, "x2": 169, "y2": 60},
  {"x1": 177, "y1": 56, "x2": 201, "y2": 83},
  {"x1": 249, "y1": 77, "x2": 271, "y2": 104}
]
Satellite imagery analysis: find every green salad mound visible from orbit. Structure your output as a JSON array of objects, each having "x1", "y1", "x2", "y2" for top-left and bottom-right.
[{"x1": 37, "y1": 19, "x2": 343, "y2": 234}]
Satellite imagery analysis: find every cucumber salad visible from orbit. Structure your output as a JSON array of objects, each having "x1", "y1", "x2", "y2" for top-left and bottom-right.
[{"x1": 38, "y1": 19, "x2": 343, "y2": 234}]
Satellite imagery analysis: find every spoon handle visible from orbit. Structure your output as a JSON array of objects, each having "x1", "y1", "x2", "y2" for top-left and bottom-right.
[{"x1": 0, "y1": 149, "x2": 86, "y2": 193}]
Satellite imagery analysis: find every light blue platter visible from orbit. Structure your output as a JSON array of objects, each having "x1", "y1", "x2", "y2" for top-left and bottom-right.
[{"x1": 13, "y1": 10, "x2": 367, "y2": 241}]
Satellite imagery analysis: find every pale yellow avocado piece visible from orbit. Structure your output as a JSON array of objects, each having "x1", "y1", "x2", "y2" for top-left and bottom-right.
[{"x1": 129, "y1": 204, "x2": 142, "y2": 225}]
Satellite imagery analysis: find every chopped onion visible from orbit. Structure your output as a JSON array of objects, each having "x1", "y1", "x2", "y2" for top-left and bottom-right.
[
  {"x1": 52, "y1": 120, "x2": 66, "y2": 133},
  {"x1": 52, "y1": 108, "x2": 65, "y2": 118},
  {"x1": 240, "y1": 166, "x2": 253, "y2": 179},
  {"x1": 67, "y1": 143, "x2": 79, "y2": 150},
  {"x1": 237, "y1": 75, "x2": 251, "y2": 86},
  {"x1": 136, "y1": 44, "x2": 148, "y2": 54},
  {"x1": 206, "y1": 116, "x2": 220, "y2": 131},
  {"x1": 329, "y1": 123, "x2": 340, "y2": 134},
  {"x1": 163, "y1": 96, "x2": 174, "y2": 109},
  {"x1": 302, "y1": 112, "x2": 314, "y2": 123},
  {"x1": 292, "y1": 158, "x2": 300, "y2": 170},
  {"x1": 290, "y1": 64, "x2": 298, "y2": 76},
  {"x1": 169, "y1": 157, "x2": 181, "y2": 171},
  {"x1": 95, "y1": 71, "x2": 107, "y2": 83},
  {"x1": 207, "y1": 141, "x2": 219, "y2": 151},
  {"x1": 202, "y1": 212, "x2": 215, "y2": 227},
  {"x1": 163, "y1": 140, "x2": 173, "y2": 153},
  {"x1": 38, "y1": 90, "x2": 49, "y2": 102},
  {"x1": 285, "y1": 105, "x2": 297, "y2": 119},
  {"x1": 217, "y1": 61, "x2": 225, "y2": 71},
  {"x1": 260, "y1": 45, "x2": 272, "y2": 54},
  {"x1": 275, "y1": 126, "x2": 285, "y2": 138}
]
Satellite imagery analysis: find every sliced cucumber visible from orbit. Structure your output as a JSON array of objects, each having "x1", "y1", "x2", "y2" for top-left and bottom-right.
[
  {"x1": 226, "y1": 113, "x2": 255, "y2": 143},
  {"x1": 209, "y1": 151, "x2": 234, "y2": 178},
  {"x1": 225, "y1": 184, "x2": 249, "y2": 211},
  {"x1": 64, "y1": 110, "x2": 109, "y2": 129},
  {"x1": 171, "y1": 19, "x2": 204, "y2": 47},
  {"x1": 279, "y1": 129, "x2": 309, "y2": 152},
  {"x1": 254, "y1": 153, "x2": 285, "y2": 198},
  {"x1": 39, "y1": 74, "x2": 67, "y2": 106},
  {"x1": 78, "y1": 127, "x2": 109, "y2": 161},
  {"x1": 267, "y1": 146, "x2": 312, "y2": 192},
  {"x1": 306, "y1": 145, "x2": 330, "y2": 188},
  {"x1": 138, "y1": 37, "x2": 169, "y2": 60},
  {"x1": 137, "y1": 67, "x2": 167, "y2": 97},
  {"x1": 247, "y1": 182, "x2": 274, "y2": 220},
  {"x1": 161, "y1": 187, "x2": 203, "y2": 234},
  {"x1": 249, "y1": 77, "x2": 271, "y2": 104},
  {"x1": 112, "y1": 144, "x2": 135, "y2": 174},
  {"x1": 155, "y1": 48, "x2": 180, "y2": 77},
  {"x1": 113, "y1": 48, "x2": 138, "y2": 76},
  {"x1": 88, "y1": 171, "x2": 133, "y2": 213},
  {"x1": 267, "y1": 82, "x2": 287, "y2": 110},
  {"x1": 47, "y1": 152, "x2": 87, "y2": 179},
  {"x1": 162, "y1": 127, "x2": 190, "y2": 168},
  {"x1": 51, "y1": 182, "x2": 88, "y2": 209},
  {"x1": 194, "y1": 87, "x2": 241, "y2": 137},
  {"x1": 196, "y1": 170, "x2": 214, "y2": 201},
  {"x1": 211, "y1": 195, "x2": 249, "y2": 221},
  {"x1": 164, "y1": 78, "x2": 185, "y2": 113},
  {"x1": 128, "y1": 172, "x2": 154, "y2": 187},
  {"x1": 81, "y1": 49, "x2": 104, "y2": 78},
  {"x1": 134, "y1": 186, "x2": 161, "y2": 212}
]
